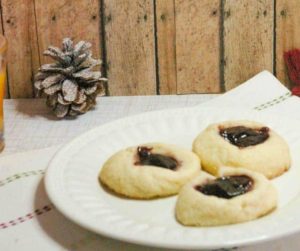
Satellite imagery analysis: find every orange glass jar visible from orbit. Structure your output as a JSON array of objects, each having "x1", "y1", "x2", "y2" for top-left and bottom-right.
[{"x1": 0, "y1": 36, "x2": 7, "y2": 152}]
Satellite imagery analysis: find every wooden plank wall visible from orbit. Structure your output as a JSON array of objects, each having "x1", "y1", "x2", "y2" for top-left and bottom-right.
[
  {"x1": 0, "y1": 0, "x2": 299, "y2": 98},
  {"x1": 175, "y1": 0, "x2": 221, "y2": 94},
  {"x1": 223, "y1": 0, "x2": 274, "y2": 90}
]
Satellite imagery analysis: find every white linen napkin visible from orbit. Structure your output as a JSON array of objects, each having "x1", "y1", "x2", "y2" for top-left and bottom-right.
[
  {"x1": 200, "y1": 70, "x2": 300, "y2": 117},
  {"x1": 1, "y1": 70, "x2": 300, "y2": 251}
]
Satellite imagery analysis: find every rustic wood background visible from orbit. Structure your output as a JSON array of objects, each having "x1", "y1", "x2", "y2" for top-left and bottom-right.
[{"x1": 0, "y1": 0, "x2": 298, "y2": 98}]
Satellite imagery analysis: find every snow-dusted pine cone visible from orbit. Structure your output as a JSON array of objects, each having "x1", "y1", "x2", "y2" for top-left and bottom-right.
[{"x1": 34, "y1": 38, "x2": 107, "y2": 118}]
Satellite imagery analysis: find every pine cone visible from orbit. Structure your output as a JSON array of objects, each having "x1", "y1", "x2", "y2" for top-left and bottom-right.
[{"x1": 34, "y1": 38, "x2": 107, "y2": 118}]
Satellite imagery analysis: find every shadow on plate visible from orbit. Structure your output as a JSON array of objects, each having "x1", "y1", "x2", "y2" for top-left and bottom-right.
[{"x1": 33, "y1": 178, "x2": 184, "y2": 251}]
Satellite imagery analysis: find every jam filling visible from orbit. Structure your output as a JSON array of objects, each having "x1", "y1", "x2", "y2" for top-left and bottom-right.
[
  {"x1": 195, "y1": 175, "x2": 253, "y2": 199},
  {"x1": 135, "y1": 146, "x2": 178, "y2": 170},
  {"x1": 220, "y1": 126, "x2": 269, "y2": 147}
]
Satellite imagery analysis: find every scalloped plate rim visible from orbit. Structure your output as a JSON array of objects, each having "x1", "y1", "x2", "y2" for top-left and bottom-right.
[{"x1": 45, "y1": 106, "x2": 300, "y2": 250}]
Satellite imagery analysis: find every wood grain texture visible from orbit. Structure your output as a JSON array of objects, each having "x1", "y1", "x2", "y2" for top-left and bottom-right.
[
  {"x1": 1, "y1": 0, "x2": 299, "y2": 98},
  {"x1": 223, "y1": 0, "x2": 274, "y2": 90},
  {"x1": 156, "y1": 0, "x2": 176, "y2": 94},
  {"x1": 34, "y1": 0, "x2": 101, "y2": 65},
  {"x1": 104, "y1": 0, "x2": 156, "y2": 95},
  {"x1": 1, "y1": 0, "x2": 39, "y2": 98},
  {"x1": 175, "y1": 0, "x2": 221, "y2": 94},
  {"x1": 276, "y1": 0, "x2": 300, "y2": 88}
]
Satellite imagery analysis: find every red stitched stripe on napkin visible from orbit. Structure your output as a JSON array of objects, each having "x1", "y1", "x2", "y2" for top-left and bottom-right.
[{"x1": 0, "y1": 204, "x2": 54, "y2": 229}]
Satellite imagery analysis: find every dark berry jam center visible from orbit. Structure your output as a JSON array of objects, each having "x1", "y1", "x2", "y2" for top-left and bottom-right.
[
  {"x1": 135, "y1": 146, "x2": 178, "y2": 170},
  {"x1": 220, "y1": 126, "x2": 269, "y2": 147},
  {"x1": 195, "y1": 175, "x2": 253, "y2": 199}
]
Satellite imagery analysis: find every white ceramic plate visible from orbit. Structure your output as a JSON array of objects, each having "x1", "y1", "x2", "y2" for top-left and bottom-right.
[{"x1": 45, "y1": 107, "x2": 300, "y2": 250}]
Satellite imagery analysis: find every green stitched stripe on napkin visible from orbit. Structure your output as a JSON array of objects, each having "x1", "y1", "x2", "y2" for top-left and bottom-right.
[
  {"x1": 253, "y1": 92, "x2": 291, "y2": 111},
  {"x1": 0, "y1": 170, "x2": 45, "y2": 187}
]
